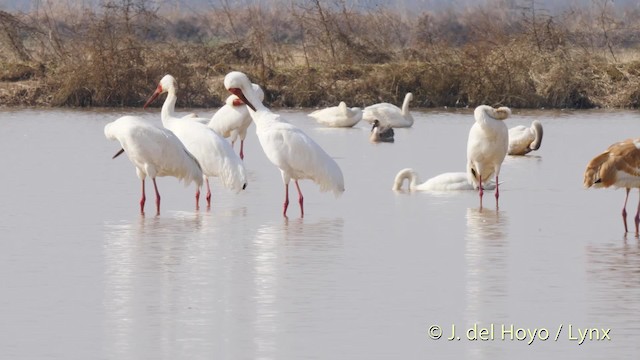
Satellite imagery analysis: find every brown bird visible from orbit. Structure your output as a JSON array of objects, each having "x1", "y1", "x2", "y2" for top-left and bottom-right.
[
  {"x1": 370, "y1": 119, "x2": 395, "y2": 143},
  {"x1": 584, "y1": 138, "x2": 640, "y2": 233}
]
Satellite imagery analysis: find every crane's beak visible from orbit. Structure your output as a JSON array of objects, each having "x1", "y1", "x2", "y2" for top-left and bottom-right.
[
  {"x1": 143, "y1": 84, "x2": 163, "y2": 109},
  {"x1": 112, "y1": 148, "x2": 125, "y2": 159},
  {"x1": 229, "y1": 88, "x2": 256, "y2": 112}
]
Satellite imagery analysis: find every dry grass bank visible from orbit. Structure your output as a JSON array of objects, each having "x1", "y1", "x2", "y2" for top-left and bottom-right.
[{"x1": 1, "y1": 0, "x2": 640, "y2": 109}]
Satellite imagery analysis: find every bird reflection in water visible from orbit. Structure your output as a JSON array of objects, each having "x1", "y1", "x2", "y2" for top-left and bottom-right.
[
  {"x1": 250, "y1": 217, "x2": 344, "y2": 358},
  {"x1": 101, "y1": 212, "x2": 208, "y2": 359},
  {"x1": 464, "y1": 207, "x2": 509, "y2": 359},
  {"x1": 585, "y1": 239, "x2": 640, "y2": 348}
]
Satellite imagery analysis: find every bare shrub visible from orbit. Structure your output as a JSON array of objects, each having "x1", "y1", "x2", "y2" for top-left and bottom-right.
[{"x1": 3, "y1": 0, "x2": 640, "y2": 108}]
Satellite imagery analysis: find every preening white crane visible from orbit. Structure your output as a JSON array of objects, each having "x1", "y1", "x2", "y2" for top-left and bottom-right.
[{"x1": 224, "y1": 71, "x2": 345, "y2": 217}]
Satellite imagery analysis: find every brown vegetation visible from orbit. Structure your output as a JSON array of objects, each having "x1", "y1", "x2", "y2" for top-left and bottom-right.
[{"x1": 1, "y1": 0, "x2": 640, "y2": 109}]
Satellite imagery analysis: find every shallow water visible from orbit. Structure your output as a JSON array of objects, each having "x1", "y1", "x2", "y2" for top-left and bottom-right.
[{"x1": 0, "y1": 107, "x2": 638, "y2": 359}]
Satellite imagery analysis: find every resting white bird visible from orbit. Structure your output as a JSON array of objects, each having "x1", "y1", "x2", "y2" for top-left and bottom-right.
[
  {"x1": 466, "y1": 105, "x2": 510, "y2": 207},
  {"x1": 208, "y1": 83, "x2": 264, "y2": 159},
  {"x1": 104, "y1": 115, "x2": 203, "y2": 215},
  {"x1": 362, "y1": 92, "x2": 414, "y2": 128},
  {"x1": 392, "y1": 168, "x2": 496, "y2": 191},
  {"x1": 584, "y1": 138, "x2": 640, "y2": 234},
  {"x1": 308, "y1": 101, "x2": 362, "y2": 128},
  {"x1": 144, "y1": 74, "x2": 247, "y2": 210},
  {"x1": 224, "y1": 71, "x2": 345, "y2": 217},
  {"x1": 508, "y1": 120, "x2": 543, "y2": 155}
]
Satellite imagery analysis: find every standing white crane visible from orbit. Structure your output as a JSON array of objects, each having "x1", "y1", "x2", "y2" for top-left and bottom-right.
[
  {"x1": 144, "y1": 74, "x2": 247, "y2": 210},
  {"x1": 466, "y1": 105, "x2": 511, "y2": 208},
  {"x1": 208, "y1": 83, "x2": 264, "y2": 160},
  {"x1": 104, "y1": 115, "x2": 203, "y2": 215},
  {"x1": 223, "y1": 71, "x2": 345, "y2": 217},
  {"x1": 362, "y1": 92, "x2": 414, "y2": 128}
]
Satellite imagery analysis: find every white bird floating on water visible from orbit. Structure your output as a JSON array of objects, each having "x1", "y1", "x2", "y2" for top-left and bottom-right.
[
  {"x1": 308, "y1": 101, "x2": 362, "y2": 128},
  {"x1": 370, "y1": 119, "x2": 395, "y2": 143},
  {"x1": 392, "y1": 168, "x2": 497, "y2": 191},
  {"x1": 508, "y1": 120, "x2": 543, "y2": 155},
  {"x1": 104, "y1": 115, "x2": 203, "y2": 215},
  {"x1": 362, "y1": 92, "x2": 414, "y2": 128},
  {"x1": 584, "y1": 138, "x2": 640, "y2": 234},
  {"x1": 466, "y1": 105, "x2": 510, "y2": 208},
  {"x1": 224, "y1": 71, "x2": 345, "y2": 217},
  {"x1": 144, "y1": 74, "x2": 247, "y2": 210},
  {"x1": 208, "y1": 83, "x2": 264, "y2": 160}
]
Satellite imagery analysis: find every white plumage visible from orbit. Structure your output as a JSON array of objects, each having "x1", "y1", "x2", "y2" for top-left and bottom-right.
[
  {"x1": 508, "y1": 120, "x2": 543, "y2": 155},
  {"x1": 208, "y1": 83, "x2": 264, "y2": 159},
  {"x1": 144, "y1": 74, "x2": 247, "y2": 210},
  {"x1": 362, "y1": 92, "x2": 414, "y2": 128},
  {"x1": 224, "y1": 71, "x2": 345, "y2": 217},
  {"x1": 104, "y1": 115, "x2": 203, "y2": 215},
  {"x1": 308, "y1": 101, "x2": 362, "y2": 128},
  {"x1": 392, "y1": 168, "x2": 496, "y2": 191},
  {"x1": 466, "y1": 105, "x2": 510, "y2": 207}
]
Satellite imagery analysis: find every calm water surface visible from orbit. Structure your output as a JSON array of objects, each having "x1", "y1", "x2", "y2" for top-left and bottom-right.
[{"x1": 0, "y1": 107, "x2": 639, "y2": 359}]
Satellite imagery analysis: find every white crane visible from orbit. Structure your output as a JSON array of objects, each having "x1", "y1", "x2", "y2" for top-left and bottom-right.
[
  {"x1": 144, "y1": 74, "x2": 247, "y2": 210},
  {"x1": 223, "y1": 71, "x2": 345, "y2": 217},
  {"x1": 104, "y1": 115, "x2": 203, "y2": 215},
  {"x1": 208, "y1": 83, "x2": 264, "y2": 159},
  {"x1": 466, "y1": 105, "x2": 510, "y2": 208}
]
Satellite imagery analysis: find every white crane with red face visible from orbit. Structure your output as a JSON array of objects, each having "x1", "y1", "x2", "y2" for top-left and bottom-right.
[
  {"x1": 224, "y1": 71, "x2": 345, "y2": 217},
  {"x1": 144, "y1": 74, "x2": 247, "y2": 210}
]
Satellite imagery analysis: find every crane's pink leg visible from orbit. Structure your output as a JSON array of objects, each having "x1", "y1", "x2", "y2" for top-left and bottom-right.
[
  {"x1": 633, "y1": 189, "x2": 640, "y2": 234},
  {"x1": 152, "y1": 178, "x2": 161, "y2": 216},
  {"x1": 239, "y1": 140, "x2": 245, "y2": 160},
  {"x1": 295, "y1": 180, "x2": 304, "y2": 218},
  {"x1": 195, "y1": 186, "x2": 201, "y2": 211},
  {"x1": 622, "y1": 188, "x2": 630, "y2": 233},
  {"x1": 478, "y1": 175, "x2": 484, "y2": 209},
  {"x1": 140, "y1": 179, "x2": 146, "y2": 215},
  {"x1": 495, "y1": 175, "x2": 500, "y2": 209},
  {"x1": 205, "y1": 178, "x2": 212, "y2": 209},
  {"x1": 283, "y1": 183, "x2": 290, "y2": 217}
]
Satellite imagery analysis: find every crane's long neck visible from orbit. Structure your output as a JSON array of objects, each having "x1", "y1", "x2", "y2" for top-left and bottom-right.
[
  {"x1": 241, "y1": 85, "x2": 275, "y2": 129},
  {"x1": 161, "y1": 88, "x2": 178, "y2": 127},
  {"x1": 248, "y1": 107, "x2": 280, "y2": 132},
  {"x1": 244, "y1": 87, "x2": 268, "y2": 114},
  {"x1": 475, "y1": 111, "x2": 498, "y2": 129}
]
